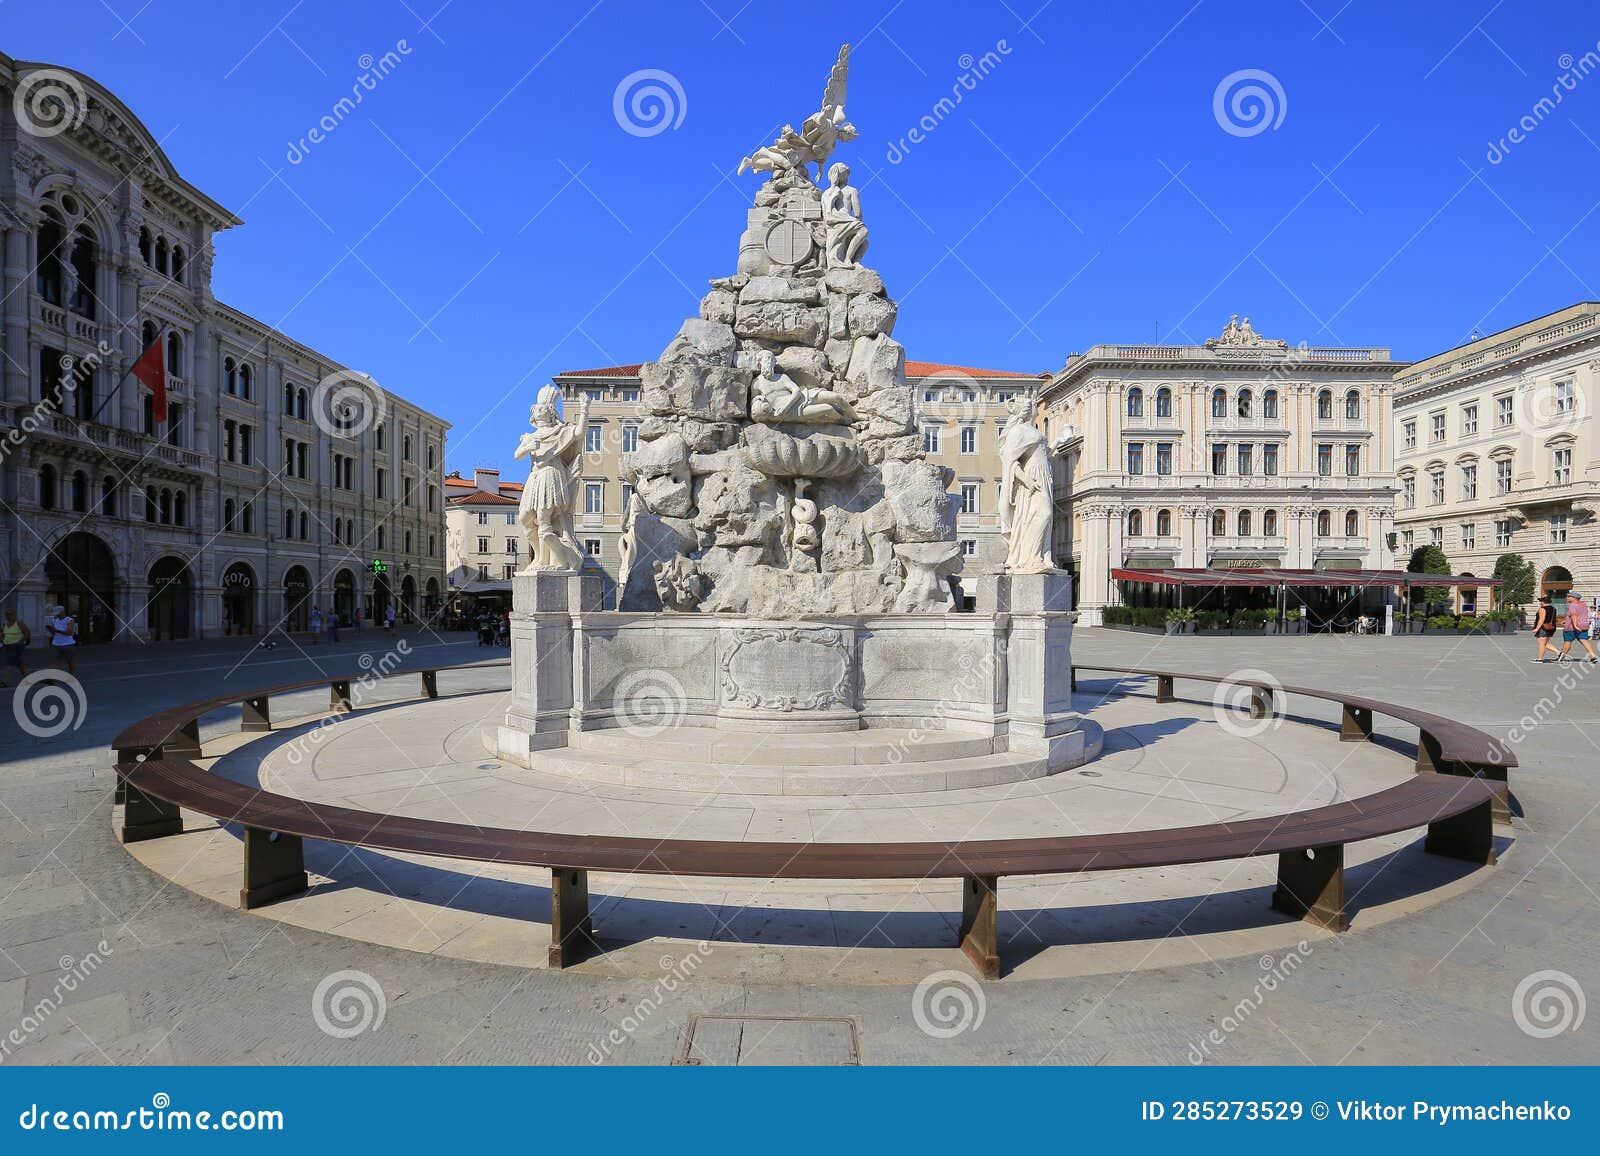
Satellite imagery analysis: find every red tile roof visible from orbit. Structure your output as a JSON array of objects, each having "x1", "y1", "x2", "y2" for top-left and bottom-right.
[
  {"x1": 557, "y1": 360, "x2": 1044, "y2": 380},
  {"x1": 447, "y1": 490, "x2": 519, "y2": 506}
]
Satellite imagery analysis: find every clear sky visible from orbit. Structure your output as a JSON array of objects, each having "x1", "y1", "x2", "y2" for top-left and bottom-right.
[{"x1": 8, "y1": 1, "x2": 1598, "y2": 479}]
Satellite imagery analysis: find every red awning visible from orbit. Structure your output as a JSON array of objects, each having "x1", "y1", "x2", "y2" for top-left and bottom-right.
[{"x1": 1111, "y1": 567, "x2": 1502, "y2": 588}]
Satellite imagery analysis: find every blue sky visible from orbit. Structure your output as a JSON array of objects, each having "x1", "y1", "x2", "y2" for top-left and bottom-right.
[{"x1": 9, "y1": 0, "x2": 1599, "y2": 478}]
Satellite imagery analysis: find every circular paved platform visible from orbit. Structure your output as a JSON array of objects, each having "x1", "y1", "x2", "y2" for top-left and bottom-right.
[{"x1": 119, "y1": 680, "x2": 1502, "y2": 985}]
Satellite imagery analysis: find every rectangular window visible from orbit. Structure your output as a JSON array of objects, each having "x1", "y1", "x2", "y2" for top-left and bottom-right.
[
  {"x1": 477, "y1": 511, "x2": 488, "y2": 525},
  {"x1": 619, "y1": 388, "x2": 639, "y2": 403},
  {"x1": 1345, "y1": 444, "x2": 1359, "y2": 476},
  {"x1": 1430, "y1": 527, "x2": 1443, "y2": 548},
  {"x1": 239, "y1": 425, "x2": 253, "y2": 465},
  {"x1": 1461, "y1": 464, "x2": 1477, "y2": 500},
  {"x1": 1461, "y1": 404, "x2": 1478, "y2": 436},
  {"x1": 585, "y1": 482, "x2": 603, "y2": 514},
  {"x1": 1402, "y1": 476, "x2": 1415, "y2": 509},
  {"x1": 1212, "y1": 443, "x2": 1227, "y2": 476},
  {"x1": 1460, "y1": 522, "x2": 1475, "y2": 550},
  {"x1": 1155, "y1": 442, "x2": 1172, "y2": 475},
  {"x1": 922, "y1": 426, "x2": 940, "y2": 454},
  {"x1": 1401, "y1": 530, "x2": 1414, "y2": 553},
  {"x1": 583, "y1": 388, "x2": 603, "y2": 402},
  {"x1": 1496, "y1": 458, "x2": 1512, "y2": 494},
  {"x1": 586, "y1": 425, "x2": 603, "y2": 453},
  {"x1": 1551, "y1": 511, "x2": 1568, "y2": 544},
  {"x1": 506, "y1": 512, "x2": 515, "y2": 524},
  {"x1": 923, "y1": 390, "x2": 939, "y2": 403},
  {"x1": 622, "y1": 424, "x2": 639, "y2": 453},
  {"x1": 1127, "y1": 444, "x2": 1144, "y2": 475},
  {"x1": 960, "y1": 426, "x2": 977, "y2": 454},
  {"x1": 1262, "y1": 444, "x2": 1279, "y2": 476},
  {"x1": 1554, "y1": 447, "x2": 1572, "y2": 485},
  {"x1": 960, "y1": 539, "x2": 976, "y2": 557},
  {"x1": 1430, "y1": 412, "x2": 1445, "y2": 443},
  {"x1": 1496, "y1": 394, "x2": 1514, "y2": 427},
  {"x1": 1495, "y1": 519, "x2": 1512, "y2": 548},
  {"x1": 1430, "y1": 472, "x2": 1444, "y2": 505},
  {"x1": 478, "y1": 564, "x2": 489, "y2": 582},
  {"x1": 1317, "y1": 444, "x2": 1332, "y2": 476},
  {"x1": 1402, "y1": 421, "x2": 1416, "y2": 450},
  {"x1": 477, "y1": 537, "x2": 489, "y2": 553},
  {"x1": 1555, "y1": 379, "x2": 1574, "y2": 414},
  {"x1": 506, "y1": 537, "x2": 518, "y2": 555},
  {"x1": 503, "y1": 564, "x2": 516, "y2": 579},
  {"x1": 586, "y1": 539, "x2": 602, "y2": 556},
  {"x1": 960, "y1": 483, "x2": 978, "y2": 515},
  {"x1": 1237, "y1": 444, "x2": 1252, "y2": 476}
]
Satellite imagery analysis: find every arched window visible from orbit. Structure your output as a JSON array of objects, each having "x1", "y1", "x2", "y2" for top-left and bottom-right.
[
  {"x1": 1156, "y1": 508, "x2": 1171, "y2": 536},
  {"x1": 282, "y1": 508, "x2": 293, "y2": 539},
  {"x1": 1126, "y1": 388, "x2": 1144, "y2": 418},
  {"x1": 142, "y1": 320, "x2": 158, "y2": 350},
  {"x1": 1237, "y1": 389, "x2": 1252, "y2": 418},
  {"x1": 1155, "y1": 387, "x2": 1172, "y2": 418},
  {"x1": 173, "y1": 491, "x2": 187, "y2": 526},
  {"x1": 68, "y1": 231, "x2": 96, "y2": 316},
  {"x1": 239, "y1": 363, "x2": 253, "y2": 400},
  {"x1": 1316, "y1": 509, "x2": 1331, "y2": 536},
  {"x1": 35, "y1": 216, "x2": 64, "y2": 303},
  {"x1": 1263, "y1": 389, "x2": 1279, "y2": 419},
  {"x1": 1211, "y1": 509, "x2": 1226, "y2": 536},
  {"x1": 1263, "y1": 509, "x2": 1278, "y2": 537},
  {"x1": 403, "y1": 434, "x2": 413, "y2": 460},
  {"x1": 375, "y1": 424, "x2": 385, "y2": 450},
  {"x1": 1345, "y1": 509, "x2": 1359, "y2": 536},
  {"x1": 404, "y1": 530, "x2": 413, "y2": 553},
  {"x1": 1211, "y1": 388, "x2": 1226, "y2": 418},
  {"x1": 1238, "y1": 509, "x2": 1252, "y2": 536},
  {"x1": 70, "y1": 470, "x2": 88, "y2": 513},
  {"x1": 138, "y1": 227, "x2": 153, "y2": 265},
  {"x1": 145, "y1": 487, "x2": 156, "y2": 522},
  {"x1": 166, "y1": 331, "x2": 182, "y2": 376},
  {"x1": 1317, "y1": 389, "x2": 1333, "y2": 419},
  {"x1": 39, "y1": 464, "x2": 57, "y2": 510},
  {"x1": 224, "y1": 357, "x2": 237, "y2": 396},
  {"x1": 426, "y1": 444, "x2": 436, "y2": 470},
  {"x1": 154, "y1": 236, "x2": 168, "y2": 275},
  {"x1": 226, "y1": 499, "x2": 237, "y2": 533},
  {"x1": 296, "y1": 388, "x2": 308, "y2": 421},
  {"x1": 1127, "y1": 509, "x2": 1143, "y2": 536},
  {"x1": 377, "y1": 526, "x2": 386, "y2": 550},
  {"x1": 158, "y1": 489, "x2": 172, "y2": 525},
  {"x1": 299, "y1": 511, "x2": 309, "y2": 540},
  {"x1": 171, "y1": 245, "x2": 186, "y2": 283},
  {"x1": 1344, "y1": 390, "x2": 1360, "y2": 420},
  {"x1": 240, "y1": 502, "x2": 254, "y2": 534},
  {"x1": 100, "y1": 476, "x2": 116, "y2": 517}
]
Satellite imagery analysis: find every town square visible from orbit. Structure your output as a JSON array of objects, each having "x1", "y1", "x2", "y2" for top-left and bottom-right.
[{"x1": 0, "y1": 0, "x2": 1597, "y2": 1139}]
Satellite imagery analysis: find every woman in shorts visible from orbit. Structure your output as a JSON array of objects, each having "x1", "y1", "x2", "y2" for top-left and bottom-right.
[{"x1": 1532, "y1": 594, "x2": 1557, "y2": 662}]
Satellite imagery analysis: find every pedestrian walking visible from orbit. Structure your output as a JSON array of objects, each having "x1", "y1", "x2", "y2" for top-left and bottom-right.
[
  {"x1": 309, "y1": 607, "x2": 323, "y2": 644},
  {"x1": 385, "y1": 605, "x2": 396, "y2": 634},
  {"x1": 1, "y1": 608, "x2": 30, "y2": 686},
  {"x1": 1532, "y1": 594, "x2": 1557, "y2": 662},
  {"x1": 1558, "y1": 592, "x2": 1598, "y2": 663},
  {"x1": 327, "y1": 610, "x2": 340, "y2": 646},
  {"x1": 44, "y1": 605, "x2": 77, "y2": 675}
]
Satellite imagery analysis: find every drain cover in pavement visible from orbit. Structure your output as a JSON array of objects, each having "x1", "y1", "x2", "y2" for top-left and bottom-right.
[{"x1": 674, "y1": 1014, "x2": 861, "y2": 1066}]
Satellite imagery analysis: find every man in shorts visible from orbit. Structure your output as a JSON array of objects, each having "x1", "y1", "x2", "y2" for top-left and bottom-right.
[
  {"x1": 45, "y1": 605, "x2": 77, "y2": 674},
  {"x1": 1558, "y1": 591, "x2": 1598, "y2": 663}
]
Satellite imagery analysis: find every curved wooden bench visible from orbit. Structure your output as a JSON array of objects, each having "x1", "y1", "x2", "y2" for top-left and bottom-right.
[{"x1": 110, "y1": 661, "x2": 1505, "y2": 978}]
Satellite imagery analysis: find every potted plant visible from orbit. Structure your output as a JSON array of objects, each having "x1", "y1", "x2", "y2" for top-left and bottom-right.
[
  {"x1": 1165, "y1": 607, "x2": 1196, "y2": 635},
  {"x1": 1282, "y1": 607, "x2": 1305, "y2": 635}
]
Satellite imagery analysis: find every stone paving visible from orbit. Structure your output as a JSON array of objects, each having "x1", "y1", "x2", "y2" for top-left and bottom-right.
[{"x1": 1, "y1": 627, "x2": 1596, "y2": 1065}]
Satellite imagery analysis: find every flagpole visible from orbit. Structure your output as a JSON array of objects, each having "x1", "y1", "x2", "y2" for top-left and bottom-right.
[{"x1": 87, "y1": 280, "x2": 160, "y2": 426}]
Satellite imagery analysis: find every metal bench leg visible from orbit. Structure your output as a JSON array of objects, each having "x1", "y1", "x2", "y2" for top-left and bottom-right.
[
  {"x1": 1424, "y1": 800, "x2": 1497, "y2": 865},
  {"x1": 330, "y1": 679, "x2": 352, "y2": 712},
  {"x1": 422, "y1": 669, "x2": 438, "y2": 699},
  {"x1": 121, "y1": 785, "x2": 183, "y2": 843},
  {"x1": 1437, "y1": 762, "x2": 1511, "y2": 824},
  {"x1": 242, "y1": 696, "x2": 271, "y2": 732},
  {"x1": 959, "y1": 874, "x2": 1001, "y2": 979},
  {"x1": 1155, "y1": 675, "x2": 1175, "y2": 704},
  {"x1": 1415, "y1": 730, "x2": 1444, "y2": 774},
  {"x1": 240, "y1": 828, "x2": 309, "y2": 909},
  {"x1": 1340, "y1": 705, "x2": 1373, "y2": 742},
  {"x1": 1249, "y1": 685, "x2": 1272, "y2": 720},
  {"x1": 1271, "y1": 844, "x2": 1348, "y2": 932},
  {"x1": 549, "y1": 868, "x2": 596, "y2": 969}
]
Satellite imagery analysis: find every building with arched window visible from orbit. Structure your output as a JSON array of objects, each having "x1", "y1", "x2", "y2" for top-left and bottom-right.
[
  {"x1": 1039, "y1": 316, "x2": 1402, "y2": 623},
  {"x1": 0, "y1": 51, "x2": 449, "y2": 641}
]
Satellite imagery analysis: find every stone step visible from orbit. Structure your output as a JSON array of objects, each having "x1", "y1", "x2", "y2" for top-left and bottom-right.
[{"x1": 570, "y1": 726, "x2": 997, "y2": 768}]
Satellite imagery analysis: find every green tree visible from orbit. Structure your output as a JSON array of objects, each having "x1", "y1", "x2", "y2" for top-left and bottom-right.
[
  {"x1": 1407, "y1": 544, "x2": 1453, "y2": 609},
  {"x1": 1492, "y1": 552, "x2": 1536, "y2": 609}
]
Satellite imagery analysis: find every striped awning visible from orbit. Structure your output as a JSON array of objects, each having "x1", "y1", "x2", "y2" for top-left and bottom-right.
[{"x1": 1111, "y1": 567, "x2": 1502, "y2": 588}]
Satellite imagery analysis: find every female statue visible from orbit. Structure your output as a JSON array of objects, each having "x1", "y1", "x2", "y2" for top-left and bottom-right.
[
  {"x1": 997, "y1": 395, "x2": 1056, "y2": 573},
  {"x1": 822, "y1": 162, "x2": 868, "y2": 268},
  {"x1": 515, "y1": 385, "x2": 588, "y2": 572}
]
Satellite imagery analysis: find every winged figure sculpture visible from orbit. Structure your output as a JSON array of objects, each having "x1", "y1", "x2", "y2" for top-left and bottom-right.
[{"x1": 738, "y1": 44, "x2": 857, "y2": 179}]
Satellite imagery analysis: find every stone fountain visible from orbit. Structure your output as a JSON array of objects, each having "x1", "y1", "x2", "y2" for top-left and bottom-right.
[{"x1": 495, "y1": 45, "x2": 1092, "y2": 786}]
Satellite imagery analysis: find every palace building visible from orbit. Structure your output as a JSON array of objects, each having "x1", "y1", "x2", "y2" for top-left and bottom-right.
[
  {"x1": 1393, "y1": 302, "x2": 1600, "y2": 608},
  {"x1": 1, "y1": 52, "x2": 449, "y2": 642},
  {"x1": 546, "y1": 360, "x2": 1047, "y2": 608},
  {"x1": 1041, "y1": 320, "x2": 1405, "y2": 624}
]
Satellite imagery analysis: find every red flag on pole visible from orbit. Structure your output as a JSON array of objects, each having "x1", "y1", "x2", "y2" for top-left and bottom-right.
[{"x1": 130, "y1": 334, "x2": 166, "y2": 423}]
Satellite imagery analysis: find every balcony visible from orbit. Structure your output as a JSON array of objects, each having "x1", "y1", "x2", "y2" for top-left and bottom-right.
[
  {"x1": 33, "y1": 296, "x2": 101, "y2": 343},
  {"x1": 1507, "y1": 478, "x2": 1600, "y2": 520}
]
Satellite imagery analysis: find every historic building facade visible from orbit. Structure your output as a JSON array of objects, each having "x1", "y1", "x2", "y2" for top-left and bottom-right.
[
  {"x1": 1393, "y1": 302, "x2": 1600, "y2": 608},
  {"x1": 1041, "y1": 320, "x2": 1404, "y2": 624},
  {"x1": 546, "y1": 360, "x2": 1046, "y2": 608},
  {"x1": 1, "y1": 53, "x2": 449, "y2": 642},
  {"x1": 443, "y1": 467, "x2": 522, "y2": 609}
]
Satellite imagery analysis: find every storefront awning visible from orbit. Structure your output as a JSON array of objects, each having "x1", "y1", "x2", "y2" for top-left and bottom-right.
[{"x1": 1112, "y1": 567, "x2": 1502, "y2": 588}]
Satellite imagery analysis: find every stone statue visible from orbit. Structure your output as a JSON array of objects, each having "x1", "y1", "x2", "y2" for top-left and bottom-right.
[
  {"x1": 60, "y1": 241, "x2": 80, "y2": 310},
  {"x1": 1205, "y1": 313, "x2": 1288, "y2": 350},
  {"x1": 738, "y1": 44, "x2": 857, "y2": 179},
  {"x1": 514, "y1": 385, "x2": 588, "y2": 572},
  {"x1": 822, "y1": 162, "x2": 867, "y2": 267},
  {"x1": 997, "y1": 395, "x2": 1055, "y2": 573},
  {"x1": 749, "y1": 350, "x2": 858, "y2": 424}
]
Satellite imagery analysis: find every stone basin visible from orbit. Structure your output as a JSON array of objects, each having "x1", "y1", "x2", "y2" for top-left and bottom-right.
[{"x1": 744, "y1": 428, "x2": 863, "y2": 478}]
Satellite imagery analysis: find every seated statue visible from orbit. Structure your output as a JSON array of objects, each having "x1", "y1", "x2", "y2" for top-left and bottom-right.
[
  {"x1": 822, "y1": 162, "x2": 867, "y2": 267},
  {"x1": 749, "y1": 351, "x2": 858, "y2": 424}
]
